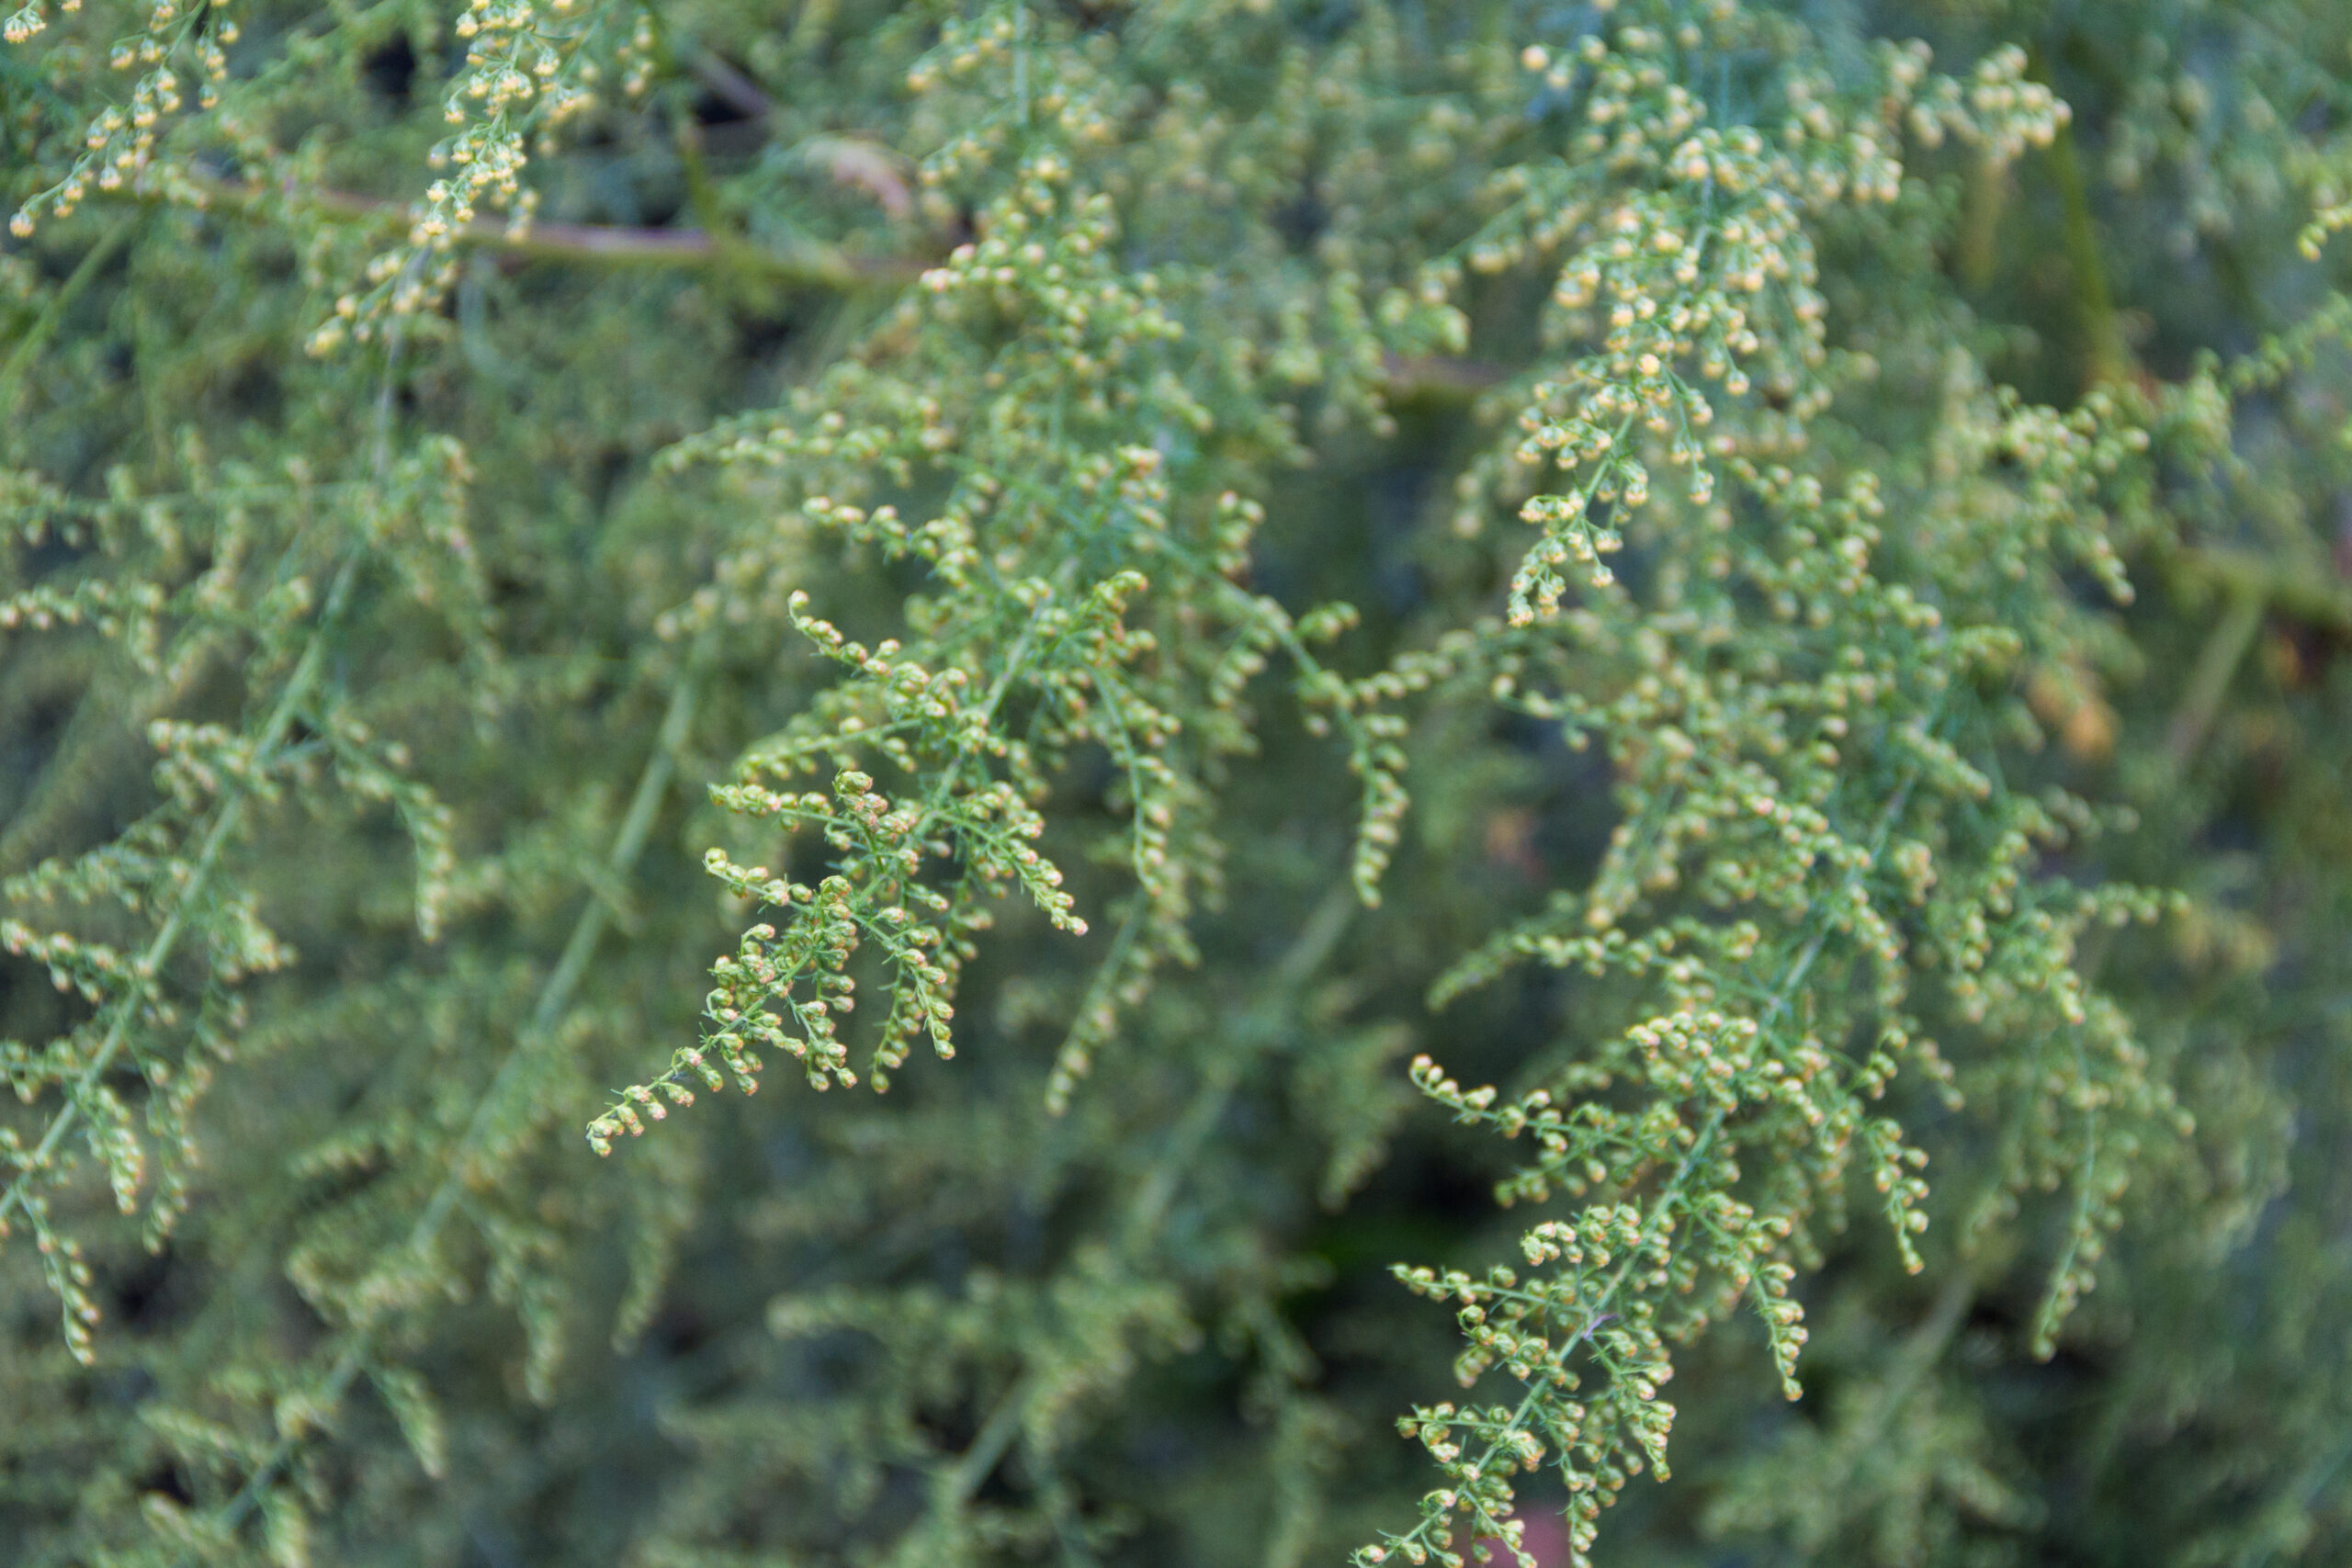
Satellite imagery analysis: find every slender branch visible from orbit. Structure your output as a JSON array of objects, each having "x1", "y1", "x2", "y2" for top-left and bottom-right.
[
  {"x1": 930, "y1": 882, "x2": 1357, "y2": 1519},
  {"x1": 0, "y1": 214, "x2": 137, "y2": 418},
  {"x1": 645, "y1": 9, "x2": 764, "y2": 299},
  {"x1": 1381, "y1": 764, "x2": 1927, "y2": 1562},
  {"x1": 2162, "y1": 543, "x2": 2352, "y2": 635},
  {"x1": 119, "y1": 174, "x2": 1512, "y2": 400},
  {"x1": 1955, "y1": 152, "x2": 2007, "y2": 295},
  {"x1": 0, "y1": 549, "x2": 364, "y2": 1257},
  {"x1": 155, "y1": 172, "x2": 924, "y2": 290},
  {"x1": 682, "y1": 46, "x2": 774, "y2": 122},
  {"x1": 191, "y1": 644, "x2": 710, "y2": 1555},
  {"x1": 2026, "y1": 52, "x2": 2130, "y2": 389},
  {"x1": 1833, "y1": 1269, "x2": 1974, "y2": 1471},
  {"x1": 2167, "y1": 583, "x2": 2267, "y2": 765}
]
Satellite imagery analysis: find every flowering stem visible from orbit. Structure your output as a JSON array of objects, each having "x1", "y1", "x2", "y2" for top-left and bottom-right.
[
  {"x1": 1381, "y1": 762, "x2": 1923, "y2": 1562},
  {"x1": 0, "y1": 547, "x2": 362, "y2": 1258}
]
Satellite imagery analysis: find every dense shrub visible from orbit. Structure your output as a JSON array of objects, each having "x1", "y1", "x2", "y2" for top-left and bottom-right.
[{"x1": 4, "y1": 2, "x2": 2350, "y2": 1564}]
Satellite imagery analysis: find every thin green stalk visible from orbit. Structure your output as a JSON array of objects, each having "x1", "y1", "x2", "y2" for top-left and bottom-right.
[
  {"x1": 930, "y1": 882, "x2": 1356, "y2": 1519},
  {"x1": 1382, "y1": 764, "x2": 1925, "y2": 1562},
  {"x1": 193, "y1": 644, "x2": 710, "y2": 1554},
  {"x1": 0, "y1": 547, "x2": 363, "y2": 1249},
  {"x1": 2167, "y1": 585, "x2": 2267, "y2": 764},
  {"x1": 2166, "y1": 544, "x2": 2352, "y2": 636},
  {"x1": 0, "y1": 215, "x2": 137, "y2": 419},
  {"x1": 1822, "y1": 1269, "x2": 1974, "y2": 1483},
  {"x1": 2030, "y1": 51, "x2": 2129, "y2": 389}
]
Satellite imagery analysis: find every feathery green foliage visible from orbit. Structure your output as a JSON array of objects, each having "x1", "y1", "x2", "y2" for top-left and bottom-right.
[{"x1": 5, "y1": 2, "x2": 2352, "y2": 1565}]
